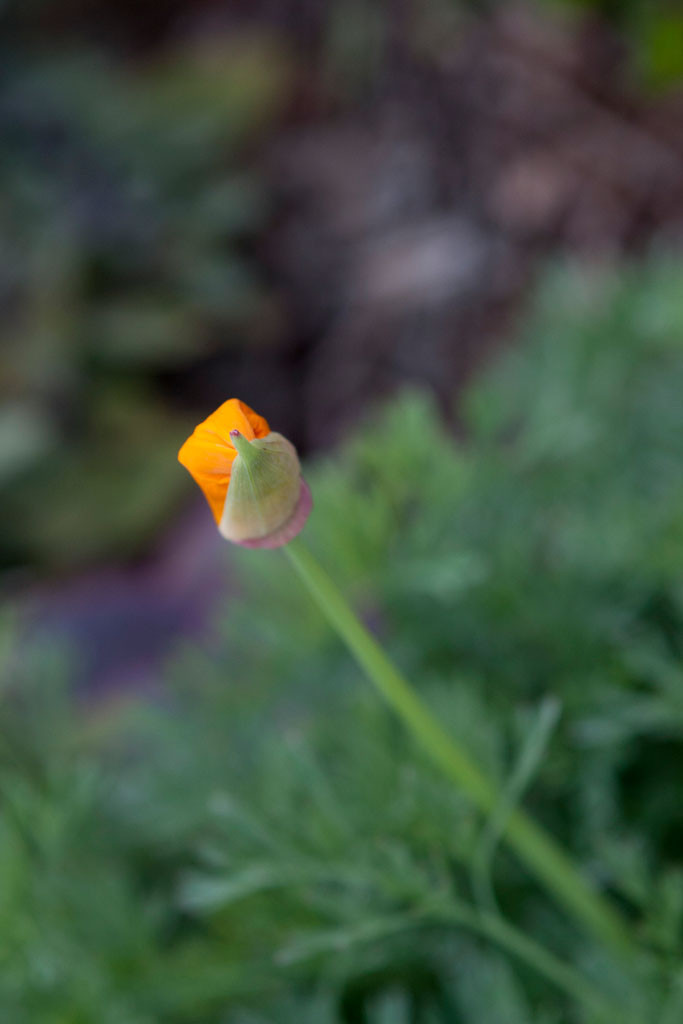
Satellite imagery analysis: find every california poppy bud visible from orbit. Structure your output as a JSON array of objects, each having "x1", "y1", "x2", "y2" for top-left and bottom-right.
[{"x1": 178, "y1": 398, "x2": 311, "y2": 548}]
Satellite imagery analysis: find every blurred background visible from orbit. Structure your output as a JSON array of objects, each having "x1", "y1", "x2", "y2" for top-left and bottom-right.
[{"x1": 3, "y1": 0, "x2": 683, "y2": 1020}]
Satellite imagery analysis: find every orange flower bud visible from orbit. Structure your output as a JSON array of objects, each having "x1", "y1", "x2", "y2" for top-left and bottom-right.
[{"x1": 178, "y1": 398, "x2": 311, "y2": 548}]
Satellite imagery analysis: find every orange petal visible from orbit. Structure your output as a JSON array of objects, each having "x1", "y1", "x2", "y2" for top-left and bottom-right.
[{"x1": 178, "y1": 399, "x2": 270, "y2": 523}]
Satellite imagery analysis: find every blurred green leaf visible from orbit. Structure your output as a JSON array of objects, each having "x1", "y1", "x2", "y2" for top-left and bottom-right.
[
  {"x1": 0, "y1": 403, "x2": 55, "y2": 482},
  {"x1": 3, "y1": 389, "x2": 192, "y2": 567},
  {"x1": 640, "y1": 13, "x2": 683, "y2": 88},
  {"x1": 90, "y1": 300, "x2": 202, "y2": 368}
]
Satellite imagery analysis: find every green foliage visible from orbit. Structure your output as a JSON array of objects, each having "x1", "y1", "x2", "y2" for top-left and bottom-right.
[
  {"x1": 0, "y1": 33, "x2": 288, "y2": 569},
  {"x1": 4, "y1": 259, "x2": 683, "y2": 1019},
  {"x1": 538, "y1": 0, "x2": 683, "y2": 88},
  {"x1": 637, "y1": 11, "x2": 683, "y2": 89}
]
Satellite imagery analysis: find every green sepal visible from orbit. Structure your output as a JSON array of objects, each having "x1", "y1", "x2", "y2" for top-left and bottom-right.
[{"x1": 219, "y1": 432, "x2": 301, "y2": 543}]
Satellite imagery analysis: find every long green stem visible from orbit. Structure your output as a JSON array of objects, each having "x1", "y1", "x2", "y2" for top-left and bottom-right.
[{"x1": 284, "y1": 539, "x2": 633, "y2": 959}]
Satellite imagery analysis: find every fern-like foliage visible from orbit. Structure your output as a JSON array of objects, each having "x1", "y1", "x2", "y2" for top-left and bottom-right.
[{"x1": 3, "y1": 259, "x2": 683, "y2": 1021}]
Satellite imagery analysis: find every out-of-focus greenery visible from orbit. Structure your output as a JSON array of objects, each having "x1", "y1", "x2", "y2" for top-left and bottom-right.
[
  {"x1": 544, "y1": 0, "x2": 683, "y2": 87},
  {"x1": 3, "y1": 259, "x2": 683, "y2": 1020},
  {"x1": 0, "y1": 33, "x2": 289, "y2": 570},
  {"x1": 326, "y1": 0, "x2": 683, "y2": 96}
]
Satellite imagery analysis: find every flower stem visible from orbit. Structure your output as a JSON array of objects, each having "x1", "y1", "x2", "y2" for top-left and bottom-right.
[{"x1": 284, "y1": 539, "x2": 633, "y2": 959}]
